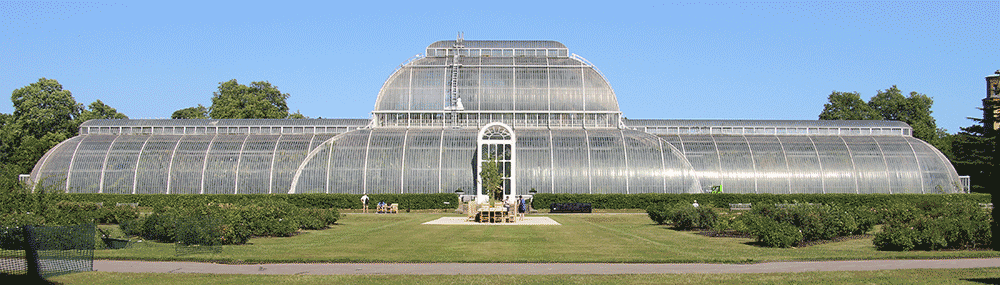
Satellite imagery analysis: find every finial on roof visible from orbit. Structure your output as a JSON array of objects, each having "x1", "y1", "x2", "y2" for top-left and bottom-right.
[
  {"x1": 454, "y1": 32, "x2": 464, "y2": 49},
  {"x1": 995, "y1": 69, "x2": 999, "y2": 75}
]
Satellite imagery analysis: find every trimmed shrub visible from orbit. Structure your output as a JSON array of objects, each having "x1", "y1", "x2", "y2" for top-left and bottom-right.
[
  {"x1": 140, "y1": 212, "x2": 178, "y2": 242},
  {"x1": 850, "y1": 206, "x2": 880, "y2": 235},
  {"x1": 645, "y1": 203, "x2": 669, "y2": 225},
  {"x1": 297, "y1": 208, "x2": 340, "y2": 230},
  {"x1": 646, "y1": 202, "x2": 718, "y2": 230},
  {"x1": 749, "y1": 202, "x2": 862, "y2": 242},
  {"x1": 747, "y1": 215, "x2": 802, "y2": 248},
  {"x1": 119, "y1": 217, "x2": 144, "y2": 237},
  {"x1": 873, "y1": 226, "x2": 917, "y2": 251},
  {"x1": 672, "y1": 205, "x2": 718, "y2": 230},
  {"x1": 874, "y1": 201, "x2": 992, "y2": 251},
  {"x1": 51, "y1": 201, "x2": 101, "y2": 225},
  {"x1": 123, "y1": 205, "x2": 251, "y2": 245},
  {"x1": 236, "y1": 200, "x2": 300, "y2": 237},
  {"x1": 174, "y1": 214, "x2": 224, "y2": 246},
  {"x1": 97, "y1": 205, "x2": 140, "y2": 224}
]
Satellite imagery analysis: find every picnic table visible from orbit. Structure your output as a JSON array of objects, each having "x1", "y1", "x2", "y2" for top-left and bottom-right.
[
  {"x1": 376, "y1": 203, "x2": 399, "y2": 214},
  {"x1": 476, "y1": 206, "x2": 513, "y2": 223}
]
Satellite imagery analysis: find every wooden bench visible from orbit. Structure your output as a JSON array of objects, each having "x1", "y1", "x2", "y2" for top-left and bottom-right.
[
  {"x1": 116, "y1": 202, "x2": 138, "y2": 208},
  {"x1": 980, "y1": 203, "x2": 993, "y2": 210},
  {"x1": 775, "y1": 203, "x2": 815, "y2": 209},
  {"x1": 729, "y1": 203, "x2": 751, "y2": 211}
]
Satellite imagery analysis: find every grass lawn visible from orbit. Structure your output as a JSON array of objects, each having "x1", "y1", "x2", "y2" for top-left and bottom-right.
[
  {"x1": 94, "y1": 213, "x2": 1000, "y2": 264},
  {"x1": 48, "y1": 268, "x2": 1000, "y2": 284}
]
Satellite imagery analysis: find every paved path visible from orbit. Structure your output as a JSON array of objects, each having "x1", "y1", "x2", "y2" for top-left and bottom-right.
[{"x1": 94, "y1": 259, "x2": 1000, "y2": 275}]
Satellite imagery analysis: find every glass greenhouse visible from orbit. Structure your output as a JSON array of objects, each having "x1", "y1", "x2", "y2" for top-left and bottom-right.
[{"x1": 28, "y1": 38, "x2": 964, "y2": 198}]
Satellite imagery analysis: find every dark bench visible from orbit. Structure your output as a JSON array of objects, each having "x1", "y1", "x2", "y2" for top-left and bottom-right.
[{"x1": 550, "y1": 203, "x2": 592, "y2": 213}]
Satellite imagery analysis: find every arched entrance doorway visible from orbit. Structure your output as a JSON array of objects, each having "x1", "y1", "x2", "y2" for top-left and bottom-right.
[{"x1": 476, "y1": 122, "x2": 515, "y2": 203}]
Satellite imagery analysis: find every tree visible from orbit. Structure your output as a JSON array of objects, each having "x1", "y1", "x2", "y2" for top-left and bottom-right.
[
  {"x1": 209, "y1": 80, "x2": 289, "y2": 119},
  {"x1": 77, "y1": 99, "x2": 128, "y2": 123},
  {"x1": 951, "y1": 123, "x2": 992, "y2": 192},
  {"x1": 287, "y1": 110, "x2": 307, "y2": 119},
  {"x1": 950, "y1": 106, "x2": 996, "y2": 194},
  {"x1": 172, "y1": 104, "x2": 209, "y2": 119},
  {"x1": 819, "y1": 86, "x2": 942, "y2": 147},
  {"x1": 819, "y1": 91, "x2": 881, "y2": 120},
  {"x1": 9, "y1": 78, "x2": 83, "y2": 139},
  {"x1": 480, "y1": 156, "x2": 504, "y2": 202},
  {"x1": 1, "y1": 78, "x2": 128, "y2": 189},
  {"x1": 868, "y1": 86, "x2": 938, "y2": 144}
]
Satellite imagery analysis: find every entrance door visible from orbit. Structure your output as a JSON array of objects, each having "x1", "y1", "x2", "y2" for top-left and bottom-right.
[{"x1": 476, "y1": 122, "x2": 516, "y2": 203}]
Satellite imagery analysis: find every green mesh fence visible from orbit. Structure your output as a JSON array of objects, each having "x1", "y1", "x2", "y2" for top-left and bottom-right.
[
  {"x1": 0, "y1": 224, "x2": 95, "y2": 278},
  {"x1": 1, "y1": 225, "x2": 29, "y2": 276}
]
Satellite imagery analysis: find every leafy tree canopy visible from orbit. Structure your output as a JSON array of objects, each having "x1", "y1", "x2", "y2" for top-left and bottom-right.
[
  {"x1": 171, "y1": 104, "x2": 209, "y2": 119},
  {"x1": 949, "y1": 116, "x2": 995, "y2": 193},
  {"x1": 818, "y1": 86, "x2": 941, "y2": 148},
  {"x1": 868, "y1": 86, "x2": 937, "y2": 144},
  {"x1": 287, "y1": 110, "x2": 307, "y2": 119},
  {"x1": 1, "y1": 78, "x2": 127, "y2": 188},
  {"x1": 480, "y1": 156, "x2": 504, "y2": 202},
  {"x1": 209, "y1": 80, "x2": 289, "y2": 119},
  {"x1": 77, "y1": 99, "x2": 128, "y2": 123},
  {"x1": 818, "y1": 91, "x2": 881, "y2": 120},
  {"x1": 10, "y1": 78, "x2": 83, "y2": 139}
]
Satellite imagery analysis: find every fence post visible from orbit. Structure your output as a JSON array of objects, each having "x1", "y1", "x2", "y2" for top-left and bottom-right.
[{"x1": 23, "y1": 225, "x2": 40, "y2": 279}]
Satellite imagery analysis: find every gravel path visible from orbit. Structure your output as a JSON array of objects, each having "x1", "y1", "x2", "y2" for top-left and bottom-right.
[{"x1": 93, "y1": 258, "x2": 1000, "y2": 275}]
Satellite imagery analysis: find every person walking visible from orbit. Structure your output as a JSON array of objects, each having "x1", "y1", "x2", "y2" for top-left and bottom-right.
[{"x1": 361, "y1": 194, "x2": 370, "y2": 213}]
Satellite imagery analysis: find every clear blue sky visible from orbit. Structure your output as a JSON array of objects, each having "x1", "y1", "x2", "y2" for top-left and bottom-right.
[{"x1": 2, "y1": 1, "x2": 997, "y2": 133}]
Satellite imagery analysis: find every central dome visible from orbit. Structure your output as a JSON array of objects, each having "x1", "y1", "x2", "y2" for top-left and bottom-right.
[{"x1": 372, "y1": 40, "x2": 621, "y2": 128}]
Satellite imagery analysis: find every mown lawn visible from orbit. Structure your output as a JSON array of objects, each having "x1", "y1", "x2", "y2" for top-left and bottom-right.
[
  {"x1": 94, "y1": 213, "x2": 1000, "y2": 263},
  {"x1": 49, "y1": 268, "x2": 1000, "y2": 285}
]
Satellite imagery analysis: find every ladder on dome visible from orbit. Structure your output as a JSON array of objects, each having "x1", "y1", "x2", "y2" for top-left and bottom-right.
[{"x1": 445, "y1": 32, "x2": 465, "y2": 127}]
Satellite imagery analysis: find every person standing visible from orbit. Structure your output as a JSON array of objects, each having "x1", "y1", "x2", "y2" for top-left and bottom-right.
[
  {"x1": 361, "y1": 194, "x2": 370, "y2": 213},
  {"x1": 518, "y1": 196, "x2": 527, "y2": 221}
]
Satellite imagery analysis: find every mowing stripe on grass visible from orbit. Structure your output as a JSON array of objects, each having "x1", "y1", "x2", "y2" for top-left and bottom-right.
[
  {"x1": 331, "y1": 215, "x2": 423, "y2": 243},
  {"x1": 570, "y1": 216, "x2": 699, "y2": 258}
]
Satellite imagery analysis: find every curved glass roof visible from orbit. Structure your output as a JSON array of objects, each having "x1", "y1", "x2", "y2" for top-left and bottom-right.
[
  {"x1": 291, "y1": 128, "x2": 701, "y2": 194},
  {"x1": 31, "y1": 129, "x2": 962, "y2": 195},
  {"x1": 657, "y1": 134, "x2": 959, "y2": 194},
  {"x1": 27, "y1": 37, "x2": 966, "y2": 195},
  {"x1": 31, "y1": 133, "x2": 335, "y2": 194},
  {"x1": 374, "y1": 40, "x2": 621, "y2": 115}
]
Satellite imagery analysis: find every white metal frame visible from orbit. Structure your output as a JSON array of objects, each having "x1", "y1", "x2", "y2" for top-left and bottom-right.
[{"x1": 476, "y1": 122, "x2": 516, "y2": 204}]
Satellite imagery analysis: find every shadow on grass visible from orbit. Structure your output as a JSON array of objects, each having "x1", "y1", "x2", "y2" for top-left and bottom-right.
[
  {"x1": 0, "y1": 273, "x2": 61, "y2": 285},
  {"x1": 742, "y1": 240, "x2": 773, "y2": 248},
  {"x1": 962, "y1": 278, "x2": 1000, "y2": 284}
]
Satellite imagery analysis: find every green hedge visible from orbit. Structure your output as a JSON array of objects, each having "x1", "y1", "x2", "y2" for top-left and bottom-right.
[
  {"x1": 645, "y1": 202, "x2": 718, "y2": 230},
  {"x1": 532, "y1": 193, "x2": 991, "y2": 210},
  {"x1": 120, "y1": 201, "x2": 341, "y2": 245},
  {"x1": 873, "y1": 200, "x2": 992, "y2": 250},
  {"x1": 60, "y1": 193, "x2": 459, "y2": 210}
]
